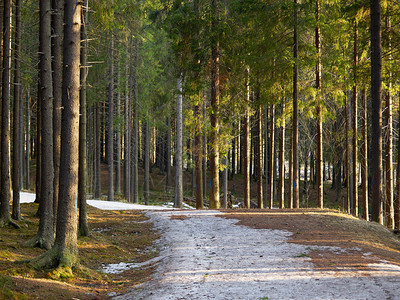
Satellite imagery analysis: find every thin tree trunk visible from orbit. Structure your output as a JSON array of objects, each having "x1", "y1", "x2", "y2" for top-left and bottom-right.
[
  {"x1": 278, "y1": 102, "x2": 285, "y2": 209},
  {"x1": 256, "y1": 103, "x2": 263, "y2": 209},
  {"x1": 315, "y1": 0, "x2": 323, "y2": 209},
  {"x1": 131, "y1": 38, "x2": 139, "y2": 204},
  {"x1": 292, "y1": 0, "x2": 299, "y2": 208},
  {"x1": 124, "y1": 48, "x2": 130, "y2": 201},
  {"x1": 370, "y1": 0, "x2": 383, "y2": 224},
  {"x1": 12, "y1": 0, "x2": 21, "y2": 220},
  {"x1": 78, "y1": 0, "x2": 89, "y2": 236},
  {"x1": 144, "y1": 116, "x2": 150, "y2": 205},
  {"x1": 25, "y1": 91, "x2": 30, "y2": 190},
  {"x1": 174, "y1": 78, "x2": 183, "y2": 208},
  {"x1": 166, "y1": 117, "x2": 172, "y2": 190},
  {"x1": 52, "y1": 0, "x2": 62, "y2": 226},
  {"x1": 268, "y1": 104, "x2": 275, "y2": 209},
  {"x1": 345, "y1": 92, "x2": 350, "y2": 213},
  {"x1": 115, "y1": 67, "x2": 121, "y2": 195},
  {"x1": 352, "y1": 22, "x2": 358, "y2": 216},
  {"x1": 107, "y1": 32, "x2": 114, "y2": 202},
  {"x1": 384, "y1": 14, "x2": 394, "y2": 228},
  {"x1": 195, "y1": 102, "x2": 203, "y2": 209},
  {"x1": 362, "y1": 89, "x2": 369, "y2": 221},
  {"x1": 0, "y1": 0, "x2": 13, "y2": 226},
  {"x1": 209, "y1": 0, "x2": 220, "y2": 209},
  {"x1": 94, "y1": 102, "x2": 101, "y2": 198},
  {"x1": 243, "y1": 69, "x2": 250, "y2": 208},
  {"x1": 395, "y1": 92, "x2": 400, "y2": 228}
]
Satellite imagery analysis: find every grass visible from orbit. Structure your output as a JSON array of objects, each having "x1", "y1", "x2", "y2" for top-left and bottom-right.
[{"x1": 0, "y1": 202, "x2": 160, "y2": 299}]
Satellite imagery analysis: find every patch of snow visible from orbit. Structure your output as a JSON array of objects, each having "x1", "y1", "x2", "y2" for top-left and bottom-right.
[{"x1": 102, "y1": 256, "x2": 164, "y2": 274}]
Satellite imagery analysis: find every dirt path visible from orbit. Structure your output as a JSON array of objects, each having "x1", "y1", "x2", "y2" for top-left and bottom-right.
[{"x1": 118, "y1": 210, "x2": 400, "y2": 300}]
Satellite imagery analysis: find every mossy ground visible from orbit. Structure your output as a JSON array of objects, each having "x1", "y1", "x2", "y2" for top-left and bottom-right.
[{"x1": 0, "y1": 202, "x2": 159, "y2": 299}]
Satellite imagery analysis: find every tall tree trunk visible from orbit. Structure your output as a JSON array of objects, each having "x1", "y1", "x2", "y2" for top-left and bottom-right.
[
  {"x1": 195, "y1": 101, "x2": 203, "y2": 209},
  {"x1": 222, "y1": 156, "x2": 228, "y2": 209},
  {"x1": 292, "y1": 0, "x2": 299, "y2": 208},
  {"x1": 278, "y1": 102, "x2": 285, "y2": 209},
  {"x1": 268, "y1": 104, "x2": 275, "y2": 209},
  {"x1": 209, "y1": 0, "x2": 220, "y2": 209},
  {"x1": 345, "y1": 92, "x2": 350, "y2": 213},
  {"x1": 231, "y1": 123, "x2": 236, "y2": 179},
  {"x1": 352, "y1": 22, "x2": 358, "y2": 217},
  {"x1": 242, "y1": 69, "x2": 250, "y2": 208},
  {"x1": 28, "y1": 0, "x2": 55, "y2": 245},
  {"x1": 115, "y1": 67, "x2": 121, "y2": 195},
  {"x1": 166, "y1": 117, "x2": 172, "y2": 190},
  {"x1": 264, "y1": 104, "x2": 268, "y2": 207},
  {"x1": 256, "y1": 103, "x2": 263, "y2": 209},
  {"x1": 288, "y1": 122, "x2": 293, "y2": 208},
  {"x1": 0, "y1": 0, "x2": 12, "y2": 226},
  {"x1": 370, "y1": 0, "x2": 383, "y2": 224},
  {"x1": 107, "y1": 32, "x2": 114, "y2": 202},
  {"x1": 12, "y1": 0, "x2": 22, "y2": 220},
  {"x1": 395, "y1": 91, "x2": 400, "y2": 229},
  {"x1": 32, "y1": 0, "x2": 81, "y2": 269},
  {"x1": 361, "y1": 88, "x2": 369, "y2": 221},
  {"x1": 202, "y1": 100, "x2": 207, "y2": 199},
  {"x1": 384, "y1": 14, "x2": 393, "y2": 228},
  {"x1": 144, "y1": 116, "x2": 150, "y2": 205},
  {"x1": 174, "y1": 78, "x2": 183, "y2": 208},
  {"x1": 78, "y1": 0, "x2": 89, "y2": 237},
  {"x1": 25, "y1": 91, "x2": 30, "y2": 190},
  {"x1": 315, "y1": 0, "x2": 323, "y2": 209},
  {"x1": 124, "y1": 47, "x2": 130, "y2": 201},
  {"x1": 52, "y1": 0, "x2": 62, "y2": 226},
  {"x1": 94, "y1": 102, "x2": 101, "y2": 198},
  {"x1": 131, "y1": 38, "x2": 139, "y2": 204}
]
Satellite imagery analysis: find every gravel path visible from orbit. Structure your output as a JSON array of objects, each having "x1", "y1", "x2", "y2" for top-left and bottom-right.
[{"x1": 118, "y1": 210, "x2": 400, "y2": 300}]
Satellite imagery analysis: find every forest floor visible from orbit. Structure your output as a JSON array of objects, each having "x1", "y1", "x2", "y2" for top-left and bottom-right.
[{"x1": 2, "y1": 165, "x2": 400, "y2": 299}]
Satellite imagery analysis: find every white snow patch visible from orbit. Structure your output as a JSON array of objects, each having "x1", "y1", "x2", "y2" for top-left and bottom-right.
[{"x1": 101, "y1": 256, "x2": 164, "y2": 274}]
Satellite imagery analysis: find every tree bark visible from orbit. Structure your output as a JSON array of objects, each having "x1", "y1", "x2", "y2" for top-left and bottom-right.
[
  {"x1": 12, "y1": 0, "x2": 22, "y2": 220},
  {"x1": 78, "y1": 0, "x2": 89, "y2": 237},
  {"x1": 370, "y1": 0, "x2": 383, "y2": 224},
  {"x1": 268, "y1": 104, "x2": 275, "y2": 209},
  {"x1": 292, "y1": 0, "x2": 299, "y2": 208},
  {"x1": 51, "y1": 0, "x2": 62, "y2": 227},
  {"x1": 242, "y1": 69, "x2": 250, "y2": 209},
  {"x1": 174, "y1": 78, "x2": 183, "y2": 208},
  {"x1": 256, "y1": 103, "x2": 263, "y2": 209},
  {"x1": 107, "y1": 32, "x2": 114, "y2": 202},
  {"x1": 94, "y1": 102, "x2": 101, "y2": 198},
  {"x1": 195, "y1": 102, "x2": 203, "y2": 209},
  {"x1": 209, "y1": 0, "x2": 220, "y2": 209},
  {"x1": 361, "y1": 89, "x2": 369, "y2": 221},
  {"x1": 315, "y1": 0, "x2": 323, "y2": 209},
  {"x1": 352, "y1": 22, "x2": 358, "y2": 216},
  {"x1": 278, "y1": 102, "x2": 285, "y2": 209}
]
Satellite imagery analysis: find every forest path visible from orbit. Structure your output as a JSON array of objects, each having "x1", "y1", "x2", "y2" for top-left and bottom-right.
[{"x1": 118, "y1": 210, "x2": 400, "y2": 300}]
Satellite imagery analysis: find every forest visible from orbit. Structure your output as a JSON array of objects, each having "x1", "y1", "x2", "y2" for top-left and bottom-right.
[{"x1": 0, "y1": 0, "x2": 399, "y2": 280}]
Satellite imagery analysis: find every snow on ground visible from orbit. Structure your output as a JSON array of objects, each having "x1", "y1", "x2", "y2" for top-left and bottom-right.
[{"x1": 117, "y1": 210, "x2": 400, "y2": 300}]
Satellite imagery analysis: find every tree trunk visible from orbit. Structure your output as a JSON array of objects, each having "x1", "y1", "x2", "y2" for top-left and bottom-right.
[
  {"x1": 361, "y1": 89, "x2": 369, "y2": 221},
  {"x1": 166, "y1": 117, "x2": 172, "y2": 190},
  {"x1": 268, "y1": 104, "x2": 275, "y2": 209},
  {"x1": 209, "y1": 0, "x2": 220, "y2": 209},
  {"x1": 12, "y1": 0, "x2": 21, "y2": 220},
  {"x1": 256, "y1": 103, "x2": 263, "y2": 209},
  {"x1": 25, "y1": 91, "x2": 30, "y2": 190},
  {"x1": 144, "y1": 116, "x2": 150, "y2": 205},
  {"x1": 0, "y1": 0, "x2": 12, "y2": 226},
  {"x1": 384, "y1": 15, "x2": 394, "y2": 229},
  {"x1": 202, "y1": 100, "x2": 207, "y2": 199},
  {"x1": 345, "y1": 92, "x2": 350, "y2": 213},
  {"x1": 94, "y1": 102, "x2": 101, "y2": 198},
  {"x1": 315, "y1": 0, "x2": 323, "y2": 209},
  {"x1": 278, "y1": 102, "x2": 285, "y2": 209},
  {"x1": 115, "y1": 66, "x2": 121, "y2": 195},
  {"x1": 195, "y1": 102, "x2": 203, "y2": 209},
  {"x1": 352, "y1": 22, "x2": 358, "y2": 217},
  {"x1": 124, "y1": 47, "x2": 130, "y2": 201},
  {"x1": 131, "y1": 38, "x2": 139, "y2": 204},
  {"x1": 78, "y1": 0, "x2": 89, "y2": 237},
  {"x1": 107, "y1": 32, "x2": 114, "y2": 202},
  {"x1": 52, "y1": 0, "x2": 62, "y2": 226},
  {"x1": 174, "y1": 78, "x2": 183, "y2": 208},
  {"x1": 37, "y1": 0, "x2": 55, "y2": 247},
  {"x1": 292, "y1": 0, "x2": 299, "y2": 208},
  {"x1": 370, "y1": 0, "x2": 383, "y2": 224},
  {"x1": 242, "y1": 69, "x2": 250, "y2": 209},
  {"x1": 32, "y1": 0, "x2": 81, "y2": 269}
]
